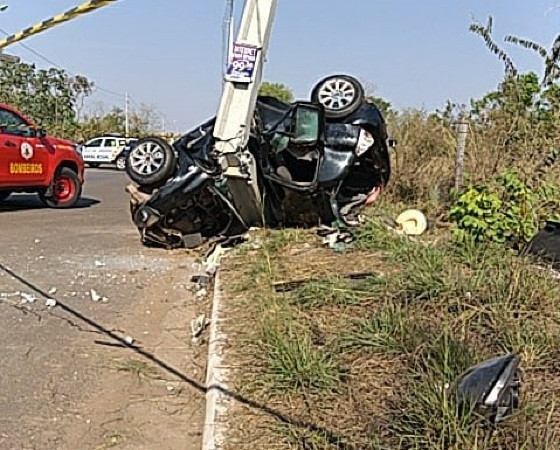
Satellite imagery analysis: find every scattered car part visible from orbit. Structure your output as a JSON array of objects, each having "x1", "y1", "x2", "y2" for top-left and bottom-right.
[
  {"x1": 523, "y1": 220, "x2": 560, "y2": 269},
  {"x1": 395, "y1": 209, "x2": 428, "y2": 236},
  {"x1": 311, "y1": 74, "x2": 365, "y2": 119},
  {"x1": 455, "y1": 354, "x2": 521, "y2": 424},
  {"x1": 191, "y1": 313, "x2": 211, "y2": 344}
]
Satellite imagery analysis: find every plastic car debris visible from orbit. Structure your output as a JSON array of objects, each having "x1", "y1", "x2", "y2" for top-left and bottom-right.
[
  {"x1": 318, "y1": 223, "x2": 354, "y2": 252},
  {"x1": 90, "y1": 289, "x2": 108, "y2": 303},
  {"x1": 455, "y1": 354, "x2": 521, "y2": 424},
  {"x1": 20, "y1": 292, "x2": 37, "y2": 304},
  {"x1": 191, "y1": 314, "x2": 211, "y2": 344},
  {"x1": 523, "y1": 220, "x2": 560, "y2": 269},
  {"x1": 394, "y1": 209, "x2": 428, "y2": 236},
  {"x1": 191, "y1": 274, "x2": 211, "y2": 287}
]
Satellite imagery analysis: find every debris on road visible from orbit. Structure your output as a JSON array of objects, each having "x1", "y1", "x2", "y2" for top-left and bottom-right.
[
  {"x1": 195, "y1": 288, "x2": 208, "y2": 299},
  {"x1": 48, "y1": 287, "x2": 57, "y2": 295},
  {"x1": 94, "y1": 260, "x2": 106, "y2": 268},
  {"x1": 45, "y1": 298, "x2": 57, "y2": 308},
  {"x1": 191, "y1": 314, "x2": 211, "y2": 344},
  {"x1": 124, "y1": 336, "x2": 135, "y2": 346},
  {"x1": 204, "y1": 244, "x2": 229, "y2": 276},
  {"x1": 191, "y1": 274, "x2": 211, "y2": 287},
  {"x1": 90, "y1": 289, "x2": 108, "y2": 303},
  {"x1": 20, "y1": 292, "x2": 37, "y2": 304}
]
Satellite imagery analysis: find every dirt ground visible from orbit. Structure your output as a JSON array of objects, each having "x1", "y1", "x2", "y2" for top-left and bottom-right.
[{"x1": 0, "y1": 169, "x2": 207, "y2": 450}]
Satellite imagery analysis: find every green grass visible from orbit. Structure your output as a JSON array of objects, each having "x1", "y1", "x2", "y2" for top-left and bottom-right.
[
  {"x1": 116, "y1": 359, "x2": 158, "y2": 380},
  {"x1": 261, "y1": 322, "x2": 345, "y2": 393},
  {"x1": 339, "y1": 302, "x2": 416, "y2": 354}
]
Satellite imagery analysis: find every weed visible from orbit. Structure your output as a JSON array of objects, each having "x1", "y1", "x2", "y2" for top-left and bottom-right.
[
  {"x1": 339, "y1": 302, "x2": 415, "y2": 354},
  {"x1": 261, "y1": 322, "x2": 344, "y2": 393},
  {"x1": 116, "y1": 359, "x2": 158, "y2": 380},
  {"x1": 391, "y1": 329, "x2": 481, "y2": 448}
]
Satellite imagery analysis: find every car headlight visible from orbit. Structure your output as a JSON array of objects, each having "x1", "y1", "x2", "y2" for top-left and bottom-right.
[{"x1": 456, "y1": 354, "x2": 521, "y2": 424}]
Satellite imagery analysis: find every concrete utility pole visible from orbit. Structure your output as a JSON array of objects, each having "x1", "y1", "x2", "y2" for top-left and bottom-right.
[{"x1": 213, "y1": 0, "x2": 278, "y2": 225}]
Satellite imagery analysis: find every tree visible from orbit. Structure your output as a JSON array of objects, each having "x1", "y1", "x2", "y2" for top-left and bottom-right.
[
  {"x1": 0, "y1": 61, "x2": 93, "y2": 138},
  {"x1": 258, "y1": 82, "x2": 293, "y2": 102}
]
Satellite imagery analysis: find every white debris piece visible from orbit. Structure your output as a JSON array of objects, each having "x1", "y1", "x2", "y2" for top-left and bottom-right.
[
  {"x1": 48, "y1": 287, "x2": 57, "y2": 295},
  {"x1": 191, "y1": 314, "x2": 211, "y2": 344},
  {"x1": 34, "y1": 239, "x2": 41, "y2": 244},
  {"x1": 94, "y1": 260, "x2": 106, "y2": 267},
  {"x1": 0, "y1": 291, "x2": 20, "y2": 298},
  {"x1": 45, "y1": 298, "x2": 57, "y2": 308},
  {"x1": 124, "y1": 336, "x2": 134, "y2": 345},
  {"x1": 20, "y1": 292, "x2": 37, "y2": 304},
  {"x1": 89, "y1": 289, "x2": 107, "y2": 303}
]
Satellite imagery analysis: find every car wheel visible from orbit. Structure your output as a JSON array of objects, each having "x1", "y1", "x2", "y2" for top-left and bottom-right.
[
  {"x1": 0, "y1": 191, "x2": 11, "y2": 202},
  {"x1": 88, "y1": 163, "x2": 100, "y2": 168},
  {"x1": 126, "y1": 137, "x2": 176, "y2": 188},
  {"x1": 311, "y1": 74, "x2": 365, "y2": 119},
  {"x1": 116, "y1": 156, "x2": 126, "y2": 171},
  {"x1": 40, "y1": 167, "x2": 82, "y2": 208}
]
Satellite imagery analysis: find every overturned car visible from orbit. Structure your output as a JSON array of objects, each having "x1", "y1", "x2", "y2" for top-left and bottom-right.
[{"x1": 125, "y1": 75, "x2": 393, "y2": 248}]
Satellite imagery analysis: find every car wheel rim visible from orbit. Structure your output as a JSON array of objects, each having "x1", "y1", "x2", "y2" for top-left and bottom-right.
[
  {"x1": 116, "y1": 158, "x2": 126, "y2": 170},
  {"x1": 54, "y1": 176, "x2": 75, "y2": 202},
  {"x1": 317, "y1": 78, "x2": 356, "y2": 111},
  {"x1": 130, "y1": 142, "x2": 165, "y2": 175}
]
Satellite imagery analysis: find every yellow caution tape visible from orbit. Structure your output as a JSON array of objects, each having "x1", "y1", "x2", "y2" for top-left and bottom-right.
[{"x1": 0, "y1": 0, "x2": 120, "y2": 50}]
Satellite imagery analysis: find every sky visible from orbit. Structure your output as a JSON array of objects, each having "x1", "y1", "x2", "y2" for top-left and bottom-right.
[{"x1": 1, "y1": 1, "x2": 560, "y2": 131}]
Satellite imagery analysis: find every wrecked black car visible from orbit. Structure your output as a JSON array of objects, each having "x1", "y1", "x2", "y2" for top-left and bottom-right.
[{"x1": 125, "y1": 75, "x2": 393, "y2": 248}]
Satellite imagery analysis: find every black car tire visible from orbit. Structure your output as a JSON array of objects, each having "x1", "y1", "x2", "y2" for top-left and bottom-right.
[
  {"x1": 0, "y1": 191, "x2": 11, "y2": 202},
  {"x1": 88, "y1": 163, "x2": 100, "y2": 168},
  {"x1": 115, "y1": 156, "x2": 126, "y2": 171},
  {"x1": 311, "y1": 74, "x2": 365, "y2": 119},
  {"x1": 125, "y1": 137, "x2": 176, "y2": 188},
  {"x1": 40, "y1": 167, "x2": 82, "y2": 209}
]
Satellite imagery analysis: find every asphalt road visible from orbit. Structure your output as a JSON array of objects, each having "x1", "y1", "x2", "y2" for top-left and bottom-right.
[{"x1": 0, "y1": 169, "x2": 206, "y2": 450}]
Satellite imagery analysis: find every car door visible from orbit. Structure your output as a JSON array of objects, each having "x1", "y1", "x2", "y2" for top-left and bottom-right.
[
  {"x1": 0, "y1": 107, "x2": 49, "y2": 187},
  {"x1": 103, "y1": 137, "x2": 119, "y2": 162},
  {"x1": 80, "y1": 138, "x2": 105, "y2": 163}
]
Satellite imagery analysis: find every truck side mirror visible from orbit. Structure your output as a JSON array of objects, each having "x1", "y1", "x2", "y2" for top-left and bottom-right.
[
  {"x1": 35, "y1": 128, "x2": 47, "y2": 138},
  {"x1": 290, "y1": 103, "x2": 323, "y2": 146}
]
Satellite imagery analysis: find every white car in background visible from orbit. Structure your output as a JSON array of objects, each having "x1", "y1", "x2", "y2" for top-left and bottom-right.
[{"x1": 80, "y1": 135, "x2": 137, "y2": 170}]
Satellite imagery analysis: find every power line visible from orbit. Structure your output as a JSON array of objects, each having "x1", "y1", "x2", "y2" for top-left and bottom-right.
[{"x1": 0, "y1": 25, "x2": 126, "y2": 100}]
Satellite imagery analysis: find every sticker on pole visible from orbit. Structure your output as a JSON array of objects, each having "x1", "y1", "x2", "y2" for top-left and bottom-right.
[
  {"x1": 226, "y1": 42, "x2": 260, "y2": 83},
  {"x1": 21, "y1": 142, "x2": 34, "y2": 160}
]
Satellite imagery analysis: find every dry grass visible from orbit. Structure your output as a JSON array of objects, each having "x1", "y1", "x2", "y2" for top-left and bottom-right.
[{"x1": 217, "y1": 221, "x2": 560, "y2": 450}]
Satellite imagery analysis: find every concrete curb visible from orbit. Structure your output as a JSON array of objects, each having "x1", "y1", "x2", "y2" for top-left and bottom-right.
[{"x1": 202, "y1": 272, "x2": 228, "y2": 450}]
